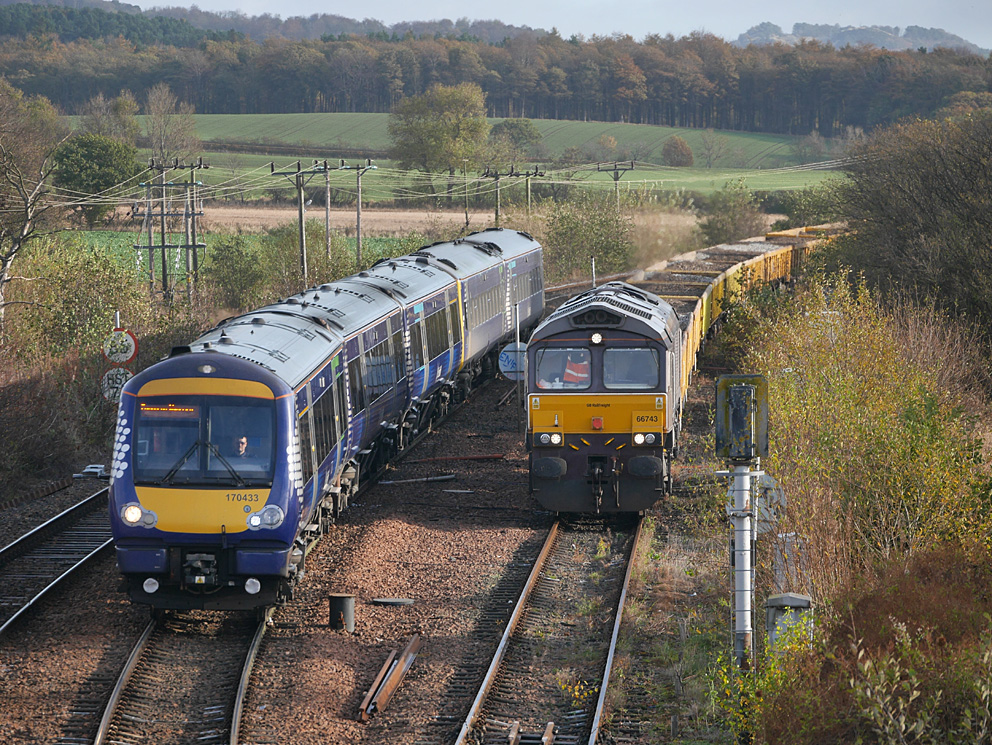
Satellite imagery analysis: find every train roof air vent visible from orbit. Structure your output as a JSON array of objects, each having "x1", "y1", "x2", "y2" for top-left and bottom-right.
[
  {"x1": 571, "y1": 308, "x2": 623, "y2": 327},
  {"x1": 169, "y1": 345, "x2": 191, "y2": 357},
  {"x1": 416, "y1": 256, "x2": 429, "y2": 265},
  {"x1": 251, "y1": 317, "x2": 266, "y2": 325}
]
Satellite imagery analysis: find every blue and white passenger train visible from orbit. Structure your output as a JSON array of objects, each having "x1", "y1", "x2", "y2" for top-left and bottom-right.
[{"x1": 109, "y1": 229, "x2": 544, "y2": 610}]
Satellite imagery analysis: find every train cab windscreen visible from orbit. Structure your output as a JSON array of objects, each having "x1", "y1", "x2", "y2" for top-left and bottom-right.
[
  {"x1": 535, "y1": 348, "x2": 591, "y2": 389},
  {"x1": 133, "y1": 396, "x2": 276, "y2": 486},
  {"x1": 603, "y1": 348, "x2": 660, "y2": 389}
]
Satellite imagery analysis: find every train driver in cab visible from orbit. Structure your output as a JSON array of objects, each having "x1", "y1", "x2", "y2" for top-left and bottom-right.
[
  {"x1": 234, "y1": 435, "x2": 251, "y2": 458},
  {"x1": 537, "y1": 348, "x2": 591, "y2": 389}
]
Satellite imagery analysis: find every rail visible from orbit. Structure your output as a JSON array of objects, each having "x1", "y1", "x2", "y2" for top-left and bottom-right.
[{"x1": 0, "y1": 487, "x2": 113, "y2": 636}]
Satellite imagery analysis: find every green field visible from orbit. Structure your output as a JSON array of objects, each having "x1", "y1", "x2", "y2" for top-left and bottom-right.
[
  {"x1": 186, "y1": 113, "x2": 805, "y2": 169},
  {"x1": 188, "y1": 113, "x2": 802, "y2": 166},
  {"x1": 109, "y1": 113, "x2": 841, "y2": 204}
]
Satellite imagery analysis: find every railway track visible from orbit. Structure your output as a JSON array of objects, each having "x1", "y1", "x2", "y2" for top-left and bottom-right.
[
  {"x1": 94, "y1": 609, "x2": 269, "y2": 745},
  {"x1": 0, "y1": 487, "x2": 113, "y2": 636},
  {"x1": 454, "y1": 517, "x2": 644, "y2": 745}
]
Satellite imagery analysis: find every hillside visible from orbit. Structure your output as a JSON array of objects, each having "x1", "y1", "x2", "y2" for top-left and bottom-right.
[
  {"x1": 735, "y1": 21, "x2": 988, "y2": 55},
  {"x1": 0, "y1": 0, "x2": 986, "y2": 52}
]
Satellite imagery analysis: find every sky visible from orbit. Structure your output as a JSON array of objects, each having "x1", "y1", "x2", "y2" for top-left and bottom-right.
[{"x1": 155, "y1": 0, "x2": 992, "y2": 50}]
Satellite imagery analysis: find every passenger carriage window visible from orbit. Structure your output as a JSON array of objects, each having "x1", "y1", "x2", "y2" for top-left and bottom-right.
[
  {"x1": 363, "y1": 339, "x2": 395, "y2": 403},
  {"x1": 310, "y1": 388, "x2": 325, "y2": 463},
  {"x1": 335, "y1": 372, "x2": 347, "y2": 441},
  {"x1": 426, "y1": 310, "x2": 447, "y2": 360},
  {"x1": 603, "y1": 348, "x2": 660, "y2": 390},
  {"x1": 390, "y1": 330, "x2": 405, "y2": 381},
  {"x1": 348, "y1": 357, "x2": 366, "y2": 412},
  {"x1": 313, "y1": 389, "x2": 335, "y2": 461},
  {"x1": 410, "y1": 322, "x2": 425, "y2": 369},
  {"x1": 298, "y1": 411, "x2": 315, "y2": 483},
  {"x1": 536, "y1": 348, "x2": 590, "y2": 390},
  {"x1": 449, "y1": 303, "x2": 462, "y2": 344}
]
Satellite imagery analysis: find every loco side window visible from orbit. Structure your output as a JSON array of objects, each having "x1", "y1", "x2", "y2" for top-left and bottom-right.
[
  {"x1": 535, "y1": 348, "x2": 591, "y2": 390},
  {"x1": 603, "y1": 348, "x2": 660, "y2": 390}
]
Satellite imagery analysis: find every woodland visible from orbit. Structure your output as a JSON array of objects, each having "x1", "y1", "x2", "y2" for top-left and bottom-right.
[{"x1": 0, "y1": 3, "x2": 990, "y2": 134}]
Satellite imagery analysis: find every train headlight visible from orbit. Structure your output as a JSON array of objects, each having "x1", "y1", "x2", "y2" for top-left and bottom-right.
[
  {"x1": 633, "y1": 433, "x2": 646, "y2": 445},
  {"x1": 535, "y1": 431, "x2": 564, "y2": 447},
  {"x1": 121, "y1": 503, "x2": 156, "y2": 528},
  {"x1": 260, "y1": 505, "x2": 285, "y2": 527},
  {"x1": 142, "y1": 577, "x2": 160, "y2": 594},
  {"x1": 590, "y1": 332, "x2": 603, "y2": 345},
  {"x1": 247, "y1": 505, "x2": 285, "y2": 530},
  {"x1": 245, "y1": 578, "x2": 261, "y2": 595},
  {"x1": 632, "y1": 433, "x2": 660, "y2": 447},
  {"x1": 122, "y1": 504, "x2": 143, "y2": 525},
  {"x1": 645, "y1": 433, "x2": 657, "y2": 445}
]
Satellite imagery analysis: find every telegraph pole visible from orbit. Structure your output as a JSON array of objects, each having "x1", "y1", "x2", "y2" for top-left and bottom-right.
[
  {"x1": 134, "y1": 158, "x2": 208, "y2": 299},
  {"x1": 324, "y1": 164, "x2": 331, "y2": 258},
  {"x1": 480, "y1": 166, "x2": 543, "y2": 228},
  {"x1": 597, "y1": 161, "x2": 635, "y2": 212},
  {"x1": 338, "y1": 159, "x2": 376, "y2": 271},
  {"x1": 271, "y1": 160, "x2": 327, "y2": 284}
]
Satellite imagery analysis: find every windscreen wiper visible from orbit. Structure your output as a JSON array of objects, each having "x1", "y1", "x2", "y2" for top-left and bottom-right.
[
  {"x1": 158, "y1": 440, "x2": 202, "y2": 485},
  {"x1": 205, "y1": 441, "x2": 248, "y2": 488}
]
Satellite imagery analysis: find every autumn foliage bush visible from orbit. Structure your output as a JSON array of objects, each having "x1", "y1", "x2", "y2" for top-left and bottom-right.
[{"x1": 711, "y1": 273, "x2": 992, "y2": 742}]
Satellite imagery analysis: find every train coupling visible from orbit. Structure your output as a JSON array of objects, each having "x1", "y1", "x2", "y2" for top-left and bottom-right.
[{"x1": 183, "y1": 552, "x2": 220, "y2": 588}]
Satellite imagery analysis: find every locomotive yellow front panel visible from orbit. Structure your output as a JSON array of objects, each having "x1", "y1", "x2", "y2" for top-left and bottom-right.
[
  {"x1": 529, "y1": 393, "x2": 667, "y2": 436},
  {"x1": 135, "y1": 487, "x2": 272, "y2": 533}
]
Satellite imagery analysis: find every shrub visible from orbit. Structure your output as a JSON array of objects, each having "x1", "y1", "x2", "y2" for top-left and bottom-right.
[
  {"x1": 726, "y1": 274, "x2": 992, "y2": 598},
  {"x1": 699, "y1": 178, "x2": 767, "y2": 245},
  {"x1": 542, "y1": 192, "x2": 634, "y2": 283},
  {"x1": 662, "y1": 135, "x2": 694, "y2": 167},
  {"x1": 835, "y1": 112, "x2": 992, "y2": 329},
  {"x1": 202, "y1": 233, "x2": 272, "y2": 310},
  {"x1": 0, "y1": 233, "x2": 210, "y2": 493}
]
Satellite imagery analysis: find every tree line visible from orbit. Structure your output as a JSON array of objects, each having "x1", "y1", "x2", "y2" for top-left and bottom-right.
[
  {"x1": 0, "y1": 3, "x2": 239, "y2": 46},
  {"x1": 0, "y1": 20, "x2": 989, "y2": 134}
]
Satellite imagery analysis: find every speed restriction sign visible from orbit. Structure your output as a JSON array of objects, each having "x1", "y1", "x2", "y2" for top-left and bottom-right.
[
  {"x1": 101, "y1": 367, "x2": 134, "y2": 402},
  {"x1": 103, "y1": 328, "x2": 138, "y2": 366}
]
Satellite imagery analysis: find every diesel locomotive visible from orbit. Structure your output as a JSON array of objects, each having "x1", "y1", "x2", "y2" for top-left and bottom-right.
[
  {"x1": 526, "y1": 229, "x2": 824, "y2": 513},
  {"x1": 109, "y1": 228, "x2": 544, "y2": 610}
]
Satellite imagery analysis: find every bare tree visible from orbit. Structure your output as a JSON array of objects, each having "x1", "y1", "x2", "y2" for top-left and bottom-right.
[
  {"x1": 219, "y1": 152, "x2": 249, "y2": 204},
  {"x1": 145, "y1": 83, "x2": 200, "y2": 165},
  {"x1": 0, "y1": 80, "x2": 69, "y2": 341},
  {"x1": 699, "y1": 128, "x2": 729, "y2": 168},
  {"x1": 81, "y1": 91, "x2": 141, "y2": 146}
]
